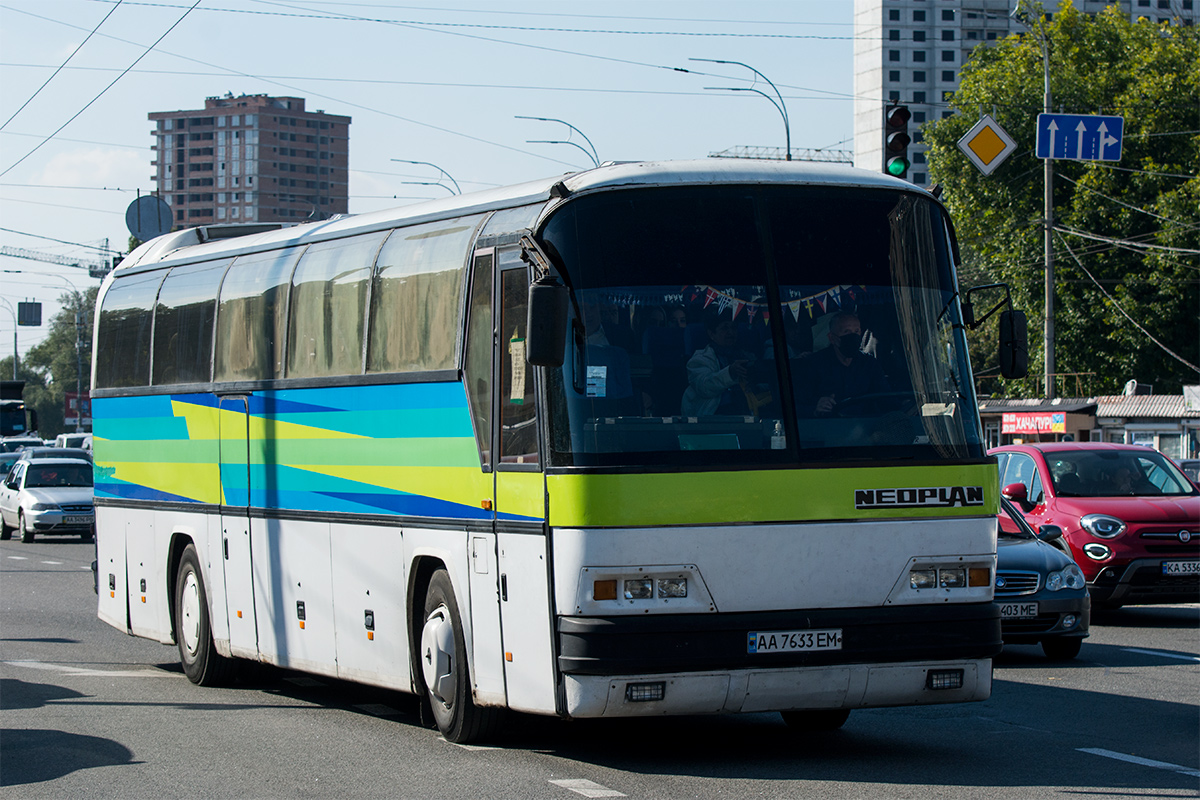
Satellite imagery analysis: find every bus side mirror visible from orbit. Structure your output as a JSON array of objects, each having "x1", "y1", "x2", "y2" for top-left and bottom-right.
[
  {"x1": 526, "y1": 277, "x2": 568, "y2": 367},
  {"x1": 998, "y1": 309, "x2": 1028, "y2": 379}
]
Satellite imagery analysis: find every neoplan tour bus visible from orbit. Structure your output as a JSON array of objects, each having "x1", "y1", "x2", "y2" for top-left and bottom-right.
[{"x1": 92, "y1": 159, "x2": 1027, "y2": 742}]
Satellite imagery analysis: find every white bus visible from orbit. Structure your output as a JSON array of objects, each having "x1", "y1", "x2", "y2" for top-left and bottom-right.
[{"x1": 92, "y1": 159, "x2": 1024, "y2": 742}]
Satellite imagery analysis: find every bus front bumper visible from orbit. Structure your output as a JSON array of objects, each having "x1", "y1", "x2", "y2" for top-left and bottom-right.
[
  {"x1": 557, "y1": 603, "x2": 999, "y2": 717},
  {"x1": 563, "y1": 659, "x2": 991, "y2": 718}
]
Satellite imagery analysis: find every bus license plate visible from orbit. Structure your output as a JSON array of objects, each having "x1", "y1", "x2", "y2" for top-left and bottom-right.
[
  {"x1": 64, "y1": 515, "x2": 92, "y2": 525},
  {"x1": 747, "y1": 629, "x2": 842, "y2": 654},
  {"x1": 999, "y1": 602, "x2": 1038, "y2": 619},
  {"x1": 1162, "y1": 561, "x2": 1200, "y2": 575}
]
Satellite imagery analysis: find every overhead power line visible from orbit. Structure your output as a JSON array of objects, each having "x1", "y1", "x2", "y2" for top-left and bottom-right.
[
  {"x1": 0, "y1": 0, "x2": 202, "y2": 179},
  {"x1": 1055, "y1": 232, "x2": 1200, "y2": 375},
  {"x1": 1056, "y1": 225, "x2": 1200, "y2": 255},
  {"x1": 0, "y1": 0, "x2": 123, "y2": 131}
]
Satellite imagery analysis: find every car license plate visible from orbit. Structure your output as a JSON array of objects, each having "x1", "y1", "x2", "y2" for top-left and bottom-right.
[
  {"x1": 64, "y1": 515, "x2": 92, "y2": 525},
  {"x1": 1162, "y1": 561, "x2": 1200, "y2": 575},
  {"x1": 747, "y1": 629, "x2": 842, "y2": 654},
  {"x1": 999, "y1": 602, "x2": 1039, "y2": 619}
]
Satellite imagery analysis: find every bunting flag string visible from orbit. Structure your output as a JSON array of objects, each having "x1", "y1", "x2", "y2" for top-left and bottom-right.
[{"x1": 588, "y1": 283, "x2": 864, "y2": 324}]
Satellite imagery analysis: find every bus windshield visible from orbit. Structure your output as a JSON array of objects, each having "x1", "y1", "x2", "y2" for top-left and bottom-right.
[{"x1": 539, "y1": 184, "x2": 983, "y2": 467}]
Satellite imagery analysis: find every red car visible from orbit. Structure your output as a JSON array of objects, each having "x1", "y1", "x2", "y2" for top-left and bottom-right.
[{"x1": 989, "y1": 442, "x2": 1199, "y2": 608}]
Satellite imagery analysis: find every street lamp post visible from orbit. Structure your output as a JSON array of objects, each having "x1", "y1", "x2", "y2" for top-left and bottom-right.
[
  {"x1": 691, "y1": 58, "x2": 792, "y2": 160},
  {"x1": 390, "y1": 159, "x2": 461, "y2": 195},
  {"x1": 0, "y1": 298, "x2": 16, "y2": 380},
  {"x1": 515, "y1": 116, "x2": 600, "y2": 167},
  {"x1": 45, "y1": 274, "x2": 85, "y2": 431}
]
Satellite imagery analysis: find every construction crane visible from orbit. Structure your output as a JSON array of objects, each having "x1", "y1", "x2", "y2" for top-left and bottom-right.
[{"x1": 0, "y1": 241, "x2": 118, "y2": 279}]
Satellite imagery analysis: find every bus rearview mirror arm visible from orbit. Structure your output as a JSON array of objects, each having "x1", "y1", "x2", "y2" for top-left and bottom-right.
[{"x1": 962, "y1": 282, "x2": 1028, "y2": 381}]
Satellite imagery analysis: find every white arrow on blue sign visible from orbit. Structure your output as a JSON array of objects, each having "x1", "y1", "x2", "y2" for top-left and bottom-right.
[{"x1": 1036, "y1": 113, "x2": 1124, "y2": 161}]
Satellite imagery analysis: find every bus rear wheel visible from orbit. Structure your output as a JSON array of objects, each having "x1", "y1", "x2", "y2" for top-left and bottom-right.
[
  {"x1": 175, "y1": 544, "x2": 233, "y2": 686},
  {"x1": 781, "y1": 708, "x2": 851, "y2": 732},
  {"x1": 420, "y1": 569, "x2": 503, "y2": 743}
]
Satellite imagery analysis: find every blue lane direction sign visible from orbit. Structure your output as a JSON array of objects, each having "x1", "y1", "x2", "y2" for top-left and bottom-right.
[{"x1": 1036, "y1": 113, "x2": 1124, "y2": 161}]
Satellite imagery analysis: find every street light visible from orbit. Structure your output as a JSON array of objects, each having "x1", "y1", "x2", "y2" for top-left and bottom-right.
[
  {"x1": 0, "y1": 297, "x2": 16, "y2": 379},
  {"x1": 390, "y1": 159, "x2": 461, "y2": 195},
  {"x1": 43, "y1": 273, "x2": 86, "y2": 431},
  {"x1": 691, "y1": 58, "x2": 791, "y2": 160},
  {"x1": 515, "y1": 116, "x2": 600, "y2": 167}
]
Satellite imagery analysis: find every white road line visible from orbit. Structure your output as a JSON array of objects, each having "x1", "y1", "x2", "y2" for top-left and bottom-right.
[
  {"x1": 439, "y1": 737, "x2": 503, "y2": 751},
  {"x1": 1122, "y1": 647, "x2": 1200, "y2": 663},
  {"x1": 41, "y1": 560, "x2": 62, "y2": 565},
  {"x1": 3, "y1": 659, "x2": 181, "y2": 678},
  {"x1": 549, "y1": 779, "x2": 626, "y2": 798},
  {"x1": 7, "y1": 556, "x2": 28, "y2": 560},
  {"x1": 1078, "y1": 748, "x2": 1200, "y2": 778}
]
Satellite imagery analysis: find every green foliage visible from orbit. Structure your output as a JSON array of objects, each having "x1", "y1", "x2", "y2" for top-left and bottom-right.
[
  {"x1": 926, "y1": 3, "x2": 1199, "y2": 397},
  {"x1": 19, "y1": 288, "x2": 97, "y2": 438}
]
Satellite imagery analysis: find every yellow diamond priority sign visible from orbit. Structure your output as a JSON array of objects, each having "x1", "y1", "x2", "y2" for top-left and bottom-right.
[{"x1": 957, "y1": 115, "x2": 1017, "y2": 176}]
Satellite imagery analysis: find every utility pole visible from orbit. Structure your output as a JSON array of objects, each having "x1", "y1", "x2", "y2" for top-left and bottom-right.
[{"x1": 1041, "y1": 30, "x2": 1055, "y2": 400}]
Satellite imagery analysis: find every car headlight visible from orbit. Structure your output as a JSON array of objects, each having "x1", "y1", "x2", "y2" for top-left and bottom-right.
[
  {"x1": 1045, "y1": 564, "x2": 1086, "y2": 591},
  {"x1": 1080, "y1": 514, "x2": 1126, "y2": 539},
  {"x1": 29, "y1": 502, "x2": 59, "y2": 512}
]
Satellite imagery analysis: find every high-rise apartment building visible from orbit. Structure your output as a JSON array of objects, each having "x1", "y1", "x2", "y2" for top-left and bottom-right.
[
  {"x1": 150, "y1": 94, "x2": 350, "y2": 227},
  {"x1": 853, "y1": 0, "x2": 1196, "y2": 185}
]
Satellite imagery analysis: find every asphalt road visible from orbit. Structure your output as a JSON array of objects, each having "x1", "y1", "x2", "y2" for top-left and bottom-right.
[{"x1": 2, "y1": 536, "x2": 1197, "y2": 799}]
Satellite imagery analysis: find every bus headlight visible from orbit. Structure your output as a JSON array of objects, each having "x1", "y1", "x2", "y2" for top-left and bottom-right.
[
  {"x1": 624, "y1": 579, "x2": 653, "y2": 600},
  {"x1": 657, "y1": 578, "x2": 687, "y2": 598},
  {"x1": 910, "y1": 568, "x2": 938, "y2": 589}
]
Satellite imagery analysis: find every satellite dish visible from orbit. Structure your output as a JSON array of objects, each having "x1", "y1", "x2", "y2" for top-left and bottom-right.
[{"x1": 125, "y1": 195, "x2": 173, "y2": 241}]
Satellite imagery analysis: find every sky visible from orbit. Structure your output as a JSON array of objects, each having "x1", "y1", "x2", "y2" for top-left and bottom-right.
[{"x1": 0, "y1": 0, "x2": 856, "y2": 362}]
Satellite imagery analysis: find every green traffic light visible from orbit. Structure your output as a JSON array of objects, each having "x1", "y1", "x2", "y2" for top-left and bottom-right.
[{"x1": 886, "y1": 157, "x2": 910, "y2": 177}]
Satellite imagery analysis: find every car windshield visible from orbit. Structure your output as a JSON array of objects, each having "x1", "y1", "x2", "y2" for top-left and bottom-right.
[
  {"x1": 998, "y1": 497, "x2": 1035, "y2": 539},
  {"x1": 25, "y1": 464, "x2": 93, "y2": 488},
  {"x1": 538, "y1": 184, "x2": 983, "y2": 468},
  {"x1": 1047, "y1": 449, "x2": 1197, "y2": 497}
]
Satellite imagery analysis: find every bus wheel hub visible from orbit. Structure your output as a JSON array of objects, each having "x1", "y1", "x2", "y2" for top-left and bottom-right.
[{"x1": 420, "y1": 605, "x2": 455, "y2": 706}]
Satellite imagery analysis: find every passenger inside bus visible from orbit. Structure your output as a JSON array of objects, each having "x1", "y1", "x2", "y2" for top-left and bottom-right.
[
  {"x1": 681, "y1": 313, "x2": 758, "y2": 417},
  {"x1": 793, "y1": 311, "x2": 890, "y2": 417}
]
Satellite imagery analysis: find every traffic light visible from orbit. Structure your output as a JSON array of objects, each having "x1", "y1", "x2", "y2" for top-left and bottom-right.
[{"x1": 883, "y1": 104, "x2": 912, "y2": 178}]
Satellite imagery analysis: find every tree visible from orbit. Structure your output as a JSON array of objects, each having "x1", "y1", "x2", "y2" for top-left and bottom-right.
[
  {"x1": 925, "y1": 3, "x2": 1199, "y2": 397},
  {"x1": 22, "y1": 288, "x2": 97, "y2": 438}
]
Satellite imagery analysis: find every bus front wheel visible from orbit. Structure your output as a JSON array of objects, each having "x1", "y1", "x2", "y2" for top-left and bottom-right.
[
  {"x1": 175, "y1": 544, "x2": 232, "y2": 686},
  {"x1": 420, "y1": 569, "x2": 503, "y2": 743}
]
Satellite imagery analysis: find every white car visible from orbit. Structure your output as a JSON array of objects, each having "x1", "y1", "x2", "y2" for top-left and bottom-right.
[{"x1": 0, "y1": 457, "x2": 94, "y2": 543}]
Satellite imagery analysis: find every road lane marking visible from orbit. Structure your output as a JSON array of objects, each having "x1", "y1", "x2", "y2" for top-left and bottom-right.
[
  {"x1": 7, "y1": 556, "x2": 28, "y2": 560},
  {"x1": 1078, "y1": 748, "x2": 1200, "y2": 778},
  {"x1": 1122, "y1": 647, "x2": 1200, "y2": 663},
  {"x1": 41, "y1": 560, "x2": 62, "y2": 565},
  {"x1": 549, "y1": 779, "x2": 626, "y2": 798},
  {"x1": 3, "y1": 659, "x2": 182, "y2": 678}
]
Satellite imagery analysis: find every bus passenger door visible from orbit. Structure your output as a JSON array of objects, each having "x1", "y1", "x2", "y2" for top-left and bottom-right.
[
  {"x1": 493, "y1": 252, "x2": 557, "y2": 715},
  {"x1": 219, "y1": 395, "x2": 258, "y2": 658}
]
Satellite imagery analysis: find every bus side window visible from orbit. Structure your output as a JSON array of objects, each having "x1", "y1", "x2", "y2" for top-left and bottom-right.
[
  {"x1": 498, "y1": 265, "x2": 539, "y2": 466},
  {"x1": 464, "y1": 252, "x2": 493, "y2": 467},
  {"x1": 96, "y1": 270, "x2": 165, "y2": 388}
]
